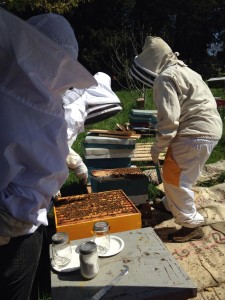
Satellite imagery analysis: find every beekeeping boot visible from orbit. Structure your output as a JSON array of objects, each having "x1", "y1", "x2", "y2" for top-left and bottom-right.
[{"x1": 168, "y1": 226, "x2": 204, "y2": 243}]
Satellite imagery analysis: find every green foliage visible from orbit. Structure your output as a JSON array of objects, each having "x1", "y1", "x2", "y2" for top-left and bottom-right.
[
  {"x1": 148, "y1": 183, "x2": 164, "y2": 199},
  {"x1": 3, "y1": 0, "x2": 92, "y2": 13},
  {"x1": 197, "y1": 171, "x2": 225, "y2": 187},
  {"x1": 38, "y1": 292, "x2": 51, "y2": 300},
  {"x1": 208, "y1": 120, "x2": 225, "y2": 163},
  {"x1": 3, "y1": 0, "x2": 225, "y2": 80}
]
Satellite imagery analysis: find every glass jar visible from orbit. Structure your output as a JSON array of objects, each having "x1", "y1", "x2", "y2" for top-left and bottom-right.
[
  {"x1": 51, "y1": 232, "x2": 72, "y2": 268},
  {"x1": 79, "y1": 241, "x2": 99, "y2": 279},
  {"x1": 93, "y1": 221, "x2": 110, "y2": 255}
]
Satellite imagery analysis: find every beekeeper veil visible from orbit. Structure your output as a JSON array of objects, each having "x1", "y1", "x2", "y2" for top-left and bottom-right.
[
  {"x1": 130, "y1": 36, "x2": 185, "y2": 87},
  {"x1": 63, "y1": 72, "x2": 122, "y2": 147},
  {"x1": 0, "y1": 9, "x2": 96, "y2": 119},
  {"x1": 27, "y1": 13, "x2": 79, "y2": 60},
  {"x1": 26, "y1": 14, "x2": 121, "y2": 147}
]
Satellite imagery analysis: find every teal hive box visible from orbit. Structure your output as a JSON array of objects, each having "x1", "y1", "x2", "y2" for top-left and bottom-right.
[
  {"x1": 130, "y1": 109, "x2": 158, "y2": 126},
  {"x1": 85, "y1": 159, "x2": 132, "y2": 185},
  {"x1": 84, "y1": 147, "x2": 134, "y2": 159},
  {"x1": 130, "y1": 109, "x2": 157, "y2": 117},
  {"x1": 85, "y1": 158, "x2": 131, "y2": 169},
  {"x1": 91, "y1": 167, "x2": 149, "y2": 206},
  {"x1": 84, "y1": 134, "x2": 136, "y2": 149},
  {"x1": 83, "y1": 133, "x2": 138, "y2": 184}
]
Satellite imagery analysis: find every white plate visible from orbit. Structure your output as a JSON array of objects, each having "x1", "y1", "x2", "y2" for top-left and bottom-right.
[
  {"x1": 99, "y1": 236, "x2": 124, "y2": 257},
  {"x1": 51, "y1": 245, "x2": 80, "y2": 272}
]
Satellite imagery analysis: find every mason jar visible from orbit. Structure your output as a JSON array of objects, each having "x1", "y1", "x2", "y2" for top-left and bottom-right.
[
  {"x1": 79, "y1": 241, "x2": 99, "y2": 279},
  {"x1": 51, "y1": 232, "x2": 72, "y2": 268},
  {"x1": 93, "y1": 221, "x2": 110, "y2": 255}
]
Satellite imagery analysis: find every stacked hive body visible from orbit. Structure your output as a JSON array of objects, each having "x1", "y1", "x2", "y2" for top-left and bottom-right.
[
  {"x1": 54, "y1": 190, "x2": 141, "y2": 240},
  {"x1": 91, "y1": 167, "x2": 149, "y2": 206},
  {"x1": 83, "y1": 131, "x2": 140, "y2": 177},
  {"x1": 129, "y1": 109, "x2": 157, "y2": 134}
]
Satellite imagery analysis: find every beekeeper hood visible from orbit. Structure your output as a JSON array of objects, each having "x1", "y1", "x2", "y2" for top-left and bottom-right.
[
  {"x1": 27, "y1": 13, "x2": 79, "y2": 60},
  {"x1": 26, "y1": 13, "x2": 97, "y2": 91},
  {"x1": 130, "y1": 36, "x2": 185, "y2": 87},
  {"x1": 0, "y1": 9, "x2": 96, "y2": 119},
  {"x1": 63, "y1": 72, "x2": 122, "y2": 147}
]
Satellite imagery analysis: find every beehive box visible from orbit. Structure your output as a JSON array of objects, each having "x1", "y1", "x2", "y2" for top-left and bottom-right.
[
  {"x1": 84, "y1": 134, "x2": 136, "y2": 149},
  {"x1": 54, "y1": 189, "x2": 141, "y2": 240},
  {"x1": 91, "y1": 168, "x2": 149, "y2": 206}
]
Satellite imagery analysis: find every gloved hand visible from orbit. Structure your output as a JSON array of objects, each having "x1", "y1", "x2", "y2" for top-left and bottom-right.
[
  {"x1": 150, "y1": 146, "x2": 159, "y2": 164},
  {"x1": 52, "y1": 190, "x2": 61, "y2": 202},
  {"x1": 74, "y1": 163, "x2": 88, "y2": 185}
]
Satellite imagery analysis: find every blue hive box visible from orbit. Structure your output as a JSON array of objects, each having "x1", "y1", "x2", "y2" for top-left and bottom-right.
[
  {"x1": 84, "y1": 134, "x2": 136, "y2": 149},
  {"x1": 130, "y1": 109, "x2": 158, "y2": 126},
  {"x1": 83, "y1": 133, "x2": 138, "y2": 181}
]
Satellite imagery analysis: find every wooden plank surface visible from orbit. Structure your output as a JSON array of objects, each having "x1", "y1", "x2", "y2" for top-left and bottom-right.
[
  {"x1": 98, "y1": 134, "x2": 138, "y2": 140},
  {"x1": 89, "y1": 129, "x2": 141, "y2": 139},
  {"x1": 131, "y1": 142, "x2": 166, "y2": 163}
]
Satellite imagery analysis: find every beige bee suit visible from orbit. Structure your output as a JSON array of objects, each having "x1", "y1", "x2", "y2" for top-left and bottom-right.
[{"x1": 131, "y1": 36, "x2": 222, "y2": 227}]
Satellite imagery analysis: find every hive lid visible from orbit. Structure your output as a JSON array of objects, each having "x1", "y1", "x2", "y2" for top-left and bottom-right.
[
  {"x1": 85, "y1": 134, "x2": 137, "y2": 145},
  {"x1": 84, "y1": 148, "x2": 134, "y2": 159}
]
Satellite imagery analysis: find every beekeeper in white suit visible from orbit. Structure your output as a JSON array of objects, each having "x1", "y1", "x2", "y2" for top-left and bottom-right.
[
  {"x1": 63, "y1": 71, "x2": 122, "y2": 185},
  {"x1": 0, "y1": 9, "x2": 96, "y2": 300},
  {"x1": 131, "y1": 36, "x2": 222, "y2": 242},
  {"x1": 28, "y1": 13, "x2": 122, "y2": 187}
]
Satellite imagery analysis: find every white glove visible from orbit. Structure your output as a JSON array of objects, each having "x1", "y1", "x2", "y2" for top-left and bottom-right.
[
  {"x1": 52, "y1": 190, "x2": 61, "y2": 202},
  {"x1": 74, "y1": 163, "x2": 88, "y2": 185},
  {"x1": 150, "y1": 146, "x2": 159, "y2": 164}
]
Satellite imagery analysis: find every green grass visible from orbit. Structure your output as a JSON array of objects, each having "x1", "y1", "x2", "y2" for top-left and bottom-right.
[{"x1": 197, "y1": 170, "x2": 225, "y2": 187}]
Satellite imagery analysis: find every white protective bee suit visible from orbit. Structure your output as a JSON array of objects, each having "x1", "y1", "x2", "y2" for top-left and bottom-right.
[
  {"x1": 131, "y1": 36, "x2": 223, "y2": 228},
  {"x1": 0, "y1": 10, "x2": 97, "y2": 244},
  {"x1": 63, "y1": 71, "x2": 122, "y2": 183}
]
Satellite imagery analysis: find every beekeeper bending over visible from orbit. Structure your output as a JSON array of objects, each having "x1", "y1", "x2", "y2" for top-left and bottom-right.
[
  {"x1": 130, "y1": 36, "x2": 222, "y2": 242},
  {"x1": 0, "y1": 10, "x2": 96, "y2": 300},
  {"x1": 28, "y1": 15, "x2": 122, "y2": 188},
  {"x1": 63, "y1": 71, "x2": 122, "y2": 185}
]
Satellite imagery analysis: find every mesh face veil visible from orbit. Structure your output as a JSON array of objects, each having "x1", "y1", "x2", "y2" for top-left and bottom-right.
[{"x1": 130, "y1": 36, "x2": 178, "y2": 87}]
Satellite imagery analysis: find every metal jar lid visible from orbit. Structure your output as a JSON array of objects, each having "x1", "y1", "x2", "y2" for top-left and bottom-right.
[
  {"x1": 52, "y1": 232, "x2": 69, "y2": 245},
  {"x1": 79, "y1": 241, "x2": 97, "y2": 255},
  {"x1": 93, "y1": 221, "x2": 109, "y2": 232}
]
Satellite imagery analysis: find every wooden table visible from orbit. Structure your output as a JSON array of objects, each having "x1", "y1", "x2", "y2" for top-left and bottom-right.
[{"x1": 50, "y1": 227, "x2": 197, "y2": 300}]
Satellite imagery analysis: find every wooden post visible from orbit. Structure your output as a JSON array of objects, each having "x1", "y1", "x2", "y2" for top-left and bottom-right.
[{"x1": 135, "y1": 97, "x2": 145, "y2": 109}]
